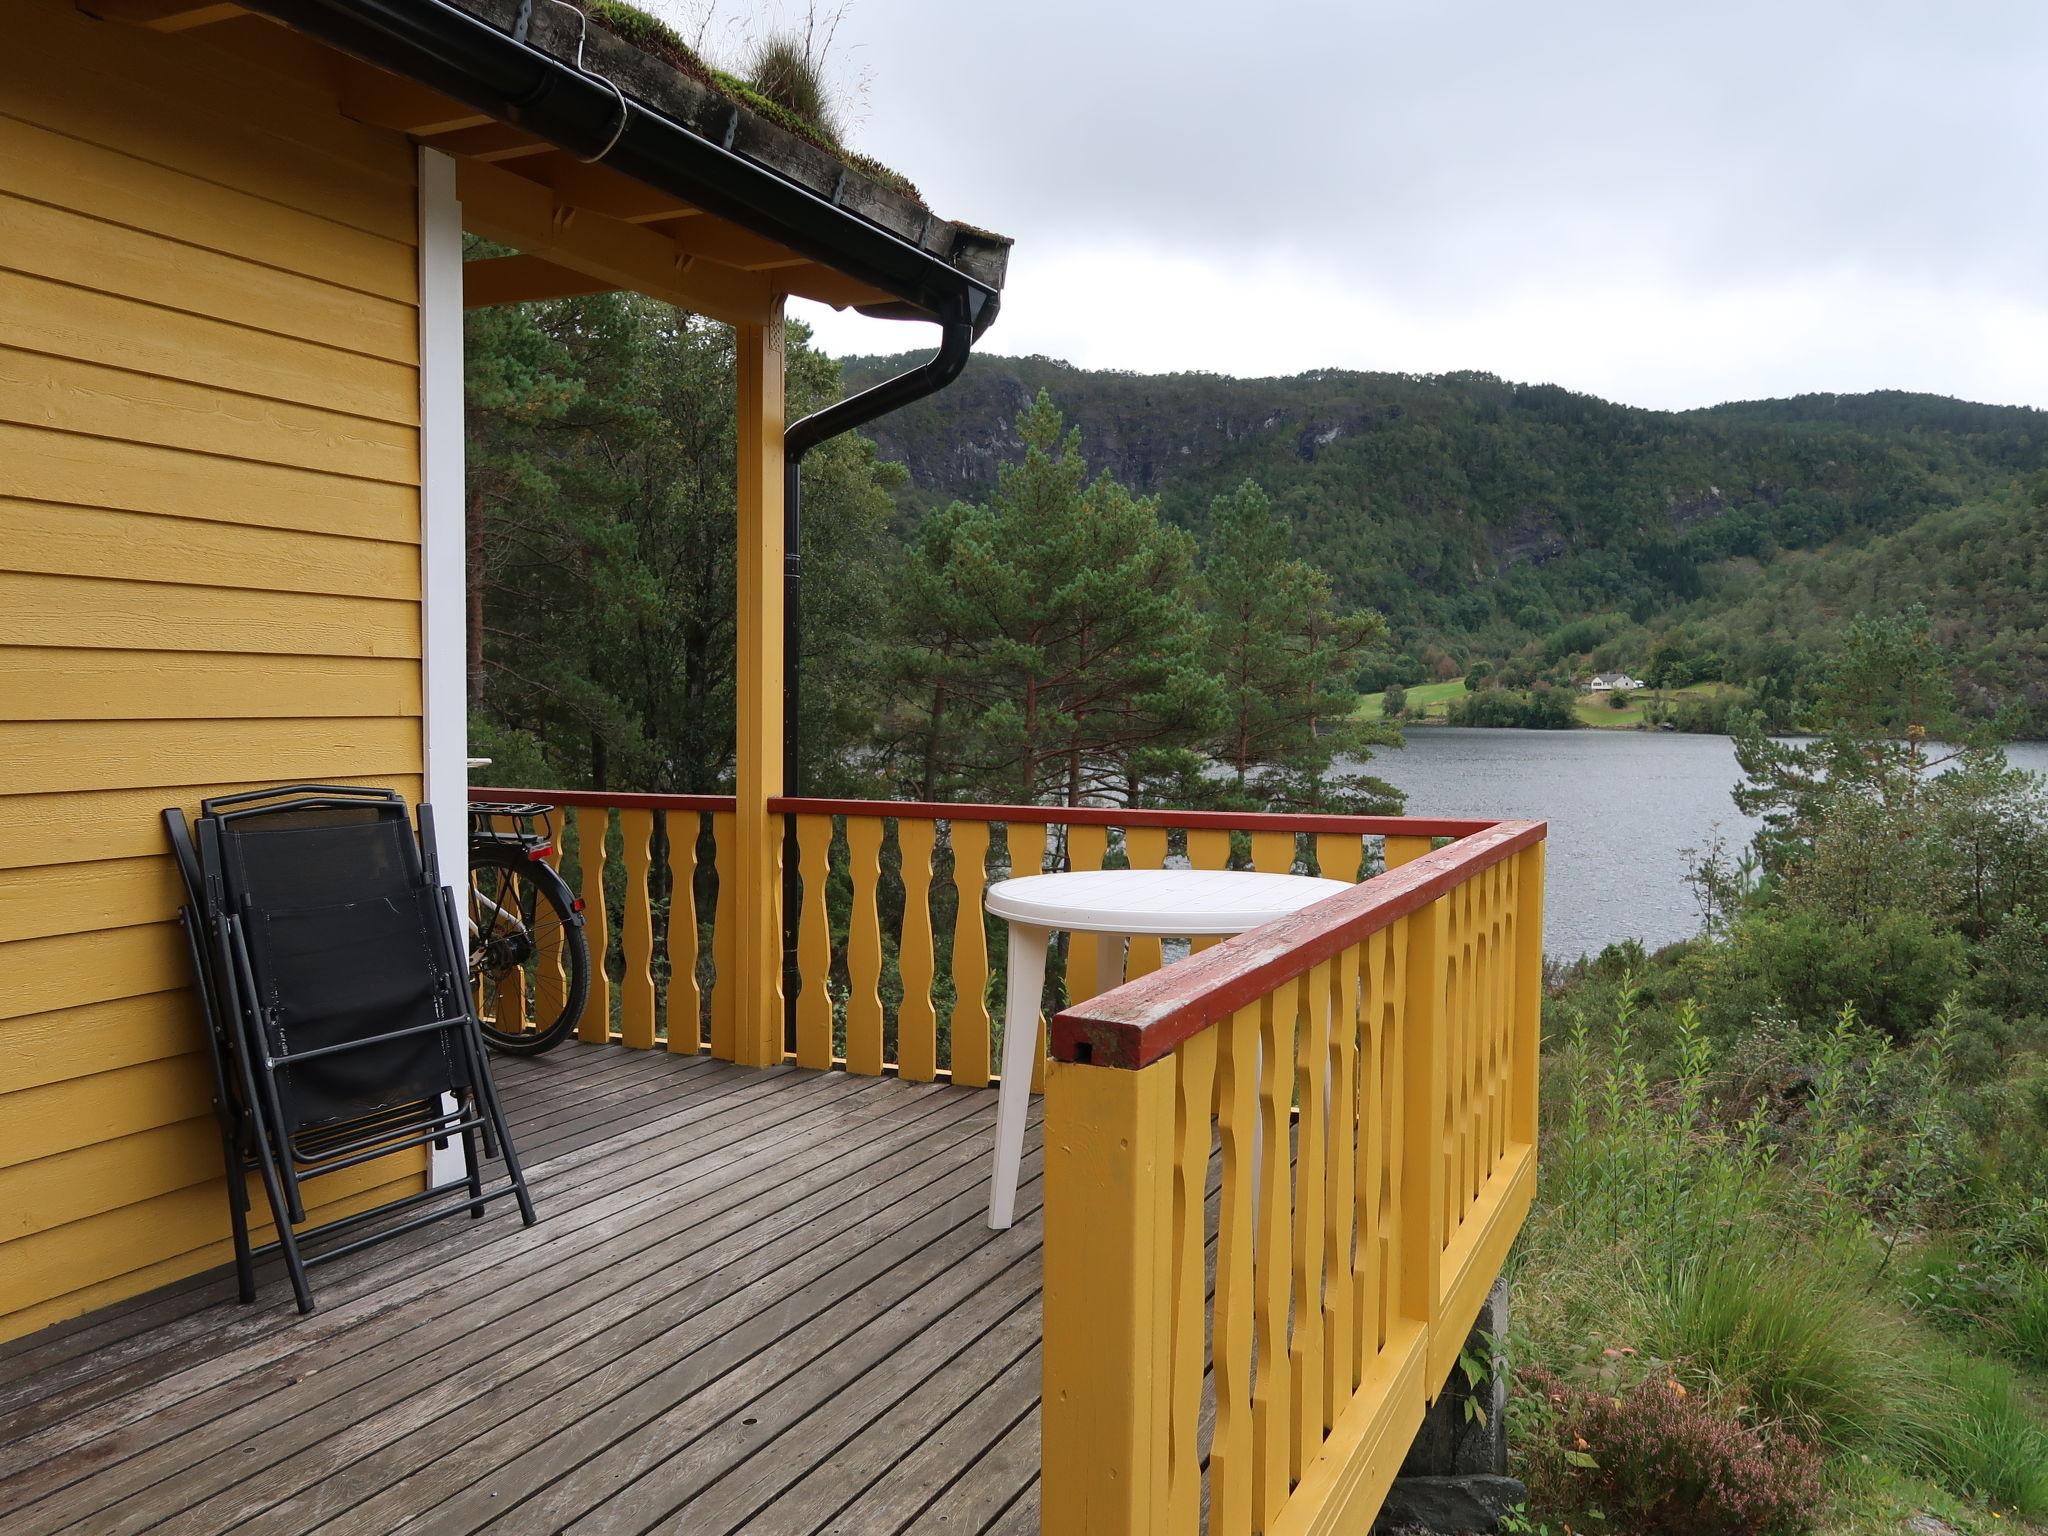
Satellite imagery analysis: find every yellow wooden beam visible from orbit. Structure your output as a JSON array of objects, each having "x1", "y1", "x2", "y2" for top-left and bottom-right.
[
  {"x1": 657, "y1": 218, "x2": 811, "y2": 272},
  {"x1": 730, "y1": 314, "x2": 786, "y2": 1067},
  {"x1": 541, "y1": 159, "x2": 705, "y2": 224},
  {"x1": 337, "y1": 63, "x2": 494, "y2": 137},
  {"x1": 427, "y1": 123, "x2": 557, "y2": 162},
  {"x1": 453, "y1": 157, "x2": 776, "y2": 327},
  {"x1": 463, "y1": 254, "x2": 619, "y2": 309},
  {"x1": 79, "y1": 0, "x2": 244, "y2": 30},
  {"x1": 1041, "y1": 1054, "x2": 1175, "y2": 1532}
]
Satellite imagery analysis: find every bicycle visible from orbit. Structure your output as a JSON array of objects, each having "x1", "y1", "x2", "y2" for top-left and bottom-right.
[{"x1": 467, "y1": 801, "x2": 591, "y2": 1054}]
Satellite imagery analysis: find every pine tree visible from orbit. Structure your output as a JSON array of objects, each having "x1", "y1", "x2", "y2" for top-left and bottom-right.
[
  {"x1": 1198, "y1": 480, "x2": 1402, "y2": 813},
  {"x1": 886, "y1": 392, "x2": 1221, "y2": 805}
]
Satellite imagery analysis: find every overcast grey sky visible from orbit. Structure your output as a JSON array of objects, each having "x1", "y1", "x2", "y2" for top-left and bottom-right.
[{"x1": 655, "y1": 0, "x2": 2047, "y2": 410}]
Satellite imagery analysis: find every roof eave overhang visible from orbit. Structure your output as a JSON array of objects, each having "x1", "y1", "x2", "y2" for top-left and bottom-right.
[{"x1": 237, "y1": 0, "x2": 1001, "y2": 333}]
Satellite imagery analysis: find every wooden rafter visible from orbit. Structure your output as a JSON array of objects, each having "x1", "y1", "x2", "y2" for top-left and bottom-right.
[
  {"x1": 78, "y1": 0, "x2": 244, "y2": 30},
  {"x1": 454, "y1": 156, "x2": 776, "y2": 326}
]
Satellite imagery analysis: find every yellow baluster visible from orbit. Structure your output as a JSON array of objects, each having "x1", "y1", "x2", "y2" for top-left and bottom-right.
[
  {"x1": 793, "y1": 813, "x2": 835, "y2": 1070},
  {"x1": 575, "y1": 806, "x2": 610, "y2": 1044},
  {"x1": 1124, "y1": 824, "x2": 1169, "y2": 978},
  {"x1": 1065, "y1": 822, "x2": 1111, "y2": 1005},
  {"x1": 1385, "y1": 834, "x2": 1432, "y2": 871},
  {"x1": 710, "y1": 809, "x2": 736, "y2": 1060},
  {"x1": 1403, "y1": 892, "x2": 1449, "y2": 1366},
  {"x1": 665, "y1": 812, "x2": 701, "y2": 1054},
  {"x1": 1167, "y1": 1029, "x2": 1216, "y2": 1531},
  {"x1": 1253, "y1": 983, "x2": 1294, "y2": 1525},
  {"x1": 1317, "y1": 830, "x2": 1364, "y2": 883},
  {"x1": 1209, "y1": 1003, "x2": 1259, "y2": 1534},
  {"x1": 843, "y1": 815, "x2": 885, "y2": 1076},
  {"x1": 533, "y1": 841, "x2": 566, "y2": 1035},
  {"x1": 1186, "y1": 826, "x2": 1232, "y2": 954},
  {"x1": 896, "y1": 817, "x2": 938, "y2": 1082},
  {"x1": 1325, "y1": 941, "x2": 1361, "y2": 1412},
  {"x1": 1005, "y1": 822, "x2": 1050, "y2": 1095},
  {"x1": 1250, "y1": 827, "x2": 1294, "y2": 874},
  {"x1": 1291, "y1": 963, "x2": 1331, "y2": 1471},
  {"x1": 947, "y1": 820, "x2": 993, "y2": 1087},
  {"x1": 620, "y1": 808, "x2": 655, "y2": 1049}
]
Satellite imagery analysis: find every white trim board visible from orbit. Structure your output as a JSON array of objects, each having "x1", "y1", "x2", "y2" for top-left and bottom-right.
[{"x1": 418, "y1": 147, "x2": 471, "y2": 1188}]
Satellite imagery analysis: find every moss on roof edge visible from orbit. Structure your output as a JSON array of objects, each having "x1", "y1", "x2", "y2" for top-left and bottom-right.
[{"x1": 446, "y1": 0, "x2": 1009, "y2": 293}]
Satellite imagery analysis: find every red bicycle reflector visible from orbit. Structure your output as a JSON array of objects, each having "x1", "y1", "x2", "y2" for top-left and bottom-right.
[
  {"x1": 526, "y1": 843, "x2": 554, "y2": 860},
  {"x1": 571, "y1": 897, "x2": 586, "y2": 913}
]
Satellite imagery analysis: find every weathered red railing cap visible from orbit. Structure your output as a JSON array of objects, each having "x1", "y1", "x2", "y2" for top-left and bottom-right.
[{"x1": 1050, "y1": 819, "x2": 1547, "y2": 1070}]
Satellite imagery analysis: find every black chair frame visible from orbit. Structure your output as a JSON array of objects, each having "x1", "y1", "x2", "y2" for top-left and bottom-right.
[{"x1": 165, "y1": 784, "x2": 535, "y2": 1313}]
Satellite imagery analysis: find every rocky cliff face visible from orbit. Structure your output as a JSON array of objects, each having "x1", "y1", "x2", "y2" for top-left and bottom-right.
[
  {"x1": 832, "y1": 353, "x2": 2046, "y2": 641},
  {"x1": 840, "y1": 354, "x2": 1420, "y2": 503}
]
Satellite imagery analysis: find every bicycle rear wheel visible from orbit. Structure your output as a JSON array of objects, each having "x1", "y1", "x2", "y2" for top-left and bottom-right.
[{"x1": 469, "y1": 843, "x2": 590, "y2": 1054}]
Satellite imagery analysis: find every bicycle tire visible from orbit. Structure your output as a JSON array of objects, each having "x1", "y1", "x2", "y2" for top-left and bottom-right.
[{"x1": 469, "y1": 842, "x2": 590, "y2": 1054}]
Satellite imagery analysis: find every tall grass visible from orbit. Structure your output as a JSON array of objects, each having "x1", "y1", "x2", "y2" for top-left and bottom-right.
[{"x1": 1514, "y1": 978, "x2": 2048, "y2": 1525}]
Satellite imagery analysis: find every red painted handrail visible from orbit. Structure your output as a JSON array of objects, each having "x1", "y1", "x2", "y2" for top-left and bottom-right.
[
  {"x1": 1050, "y1": 819, "x2": 1547, "y2": 1071},
  {"x1": 771, "y1": 795, "x2": 1494, "y2": 840},
  {"x1": 469, "y1": 786, "x2": 736, "y2": 811}
]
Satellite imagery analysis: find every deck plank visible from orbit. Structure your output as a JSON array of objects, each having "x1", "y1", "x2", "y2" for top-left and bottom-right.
[
  {"x1": 8, "y1": 1079, "x2": 967, "y2": 1533},
  {"x1": 0, "y1": 1047, "x2": 1049, "y2": 1536}
]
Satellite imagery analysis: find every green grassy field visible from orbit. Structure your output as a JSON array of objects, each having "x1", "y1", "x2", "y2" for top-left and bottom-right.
[
  {"x1": 1354, "y1": 677, "x2": 1467, "y2": 721},
  {"x1": 1572, "y1": 680, "x2": 1742, "y2": 728},
  {"x1": 1355, "y1": 677, "x2": 1743, "y2": 729}
]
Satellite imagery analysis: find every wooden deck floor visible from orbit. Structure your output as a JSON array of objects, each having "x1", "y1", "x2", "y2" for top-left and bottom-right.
[{"x1": 0, "y1": 1046, "x2": 1046, "y2": 1535}]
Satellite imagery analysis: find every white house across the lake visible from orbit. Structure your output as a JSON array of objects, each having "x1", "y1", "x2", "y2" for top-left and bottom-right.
[{"x1": 1586, "y1": 671, "x2": 1646, "y2": 691}]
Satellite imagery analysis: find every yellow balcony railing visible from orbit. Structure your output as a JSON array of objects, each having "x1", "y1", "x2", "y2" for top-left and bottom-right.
[
  {"x1": 469, "y1": 788, "x2": 739, "y2": 1052},
  {"x1": 1040, "y1": 818, "x2": 1546, "y2": 1535},
  {"x1": 770, "y1": 796, "x2": 1503, "y2": 1088},
  {"x1": 472, "y1": 786, "x2": 1542, "y2": 1529}
]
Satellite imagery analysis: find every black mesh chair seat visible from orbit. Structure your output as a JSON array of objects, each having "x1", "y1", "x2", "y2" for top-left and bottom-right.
[
  {"x1": 247, "y1": 890, "x2": 467, "y2": 1128},
  {"x1": 166, "y1": 784, "x2": 535, "y2": 1314}
]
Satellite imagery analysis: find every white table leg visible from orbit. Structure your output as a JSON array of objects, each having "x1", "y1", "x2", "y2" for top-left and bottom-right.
[
  {"x1": 1095, "y1": 930, "x2": 1126, "y2": 996},
  {"x1": 989, "y1": 922, "x2": 1050, "y2": 1230}
]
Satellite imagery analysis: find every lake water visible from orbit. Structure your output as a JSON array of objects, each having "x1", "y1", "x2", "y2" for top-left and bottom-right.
[{"x1": 1349, "y1": 729, "x2": 2048, "y2": 960}]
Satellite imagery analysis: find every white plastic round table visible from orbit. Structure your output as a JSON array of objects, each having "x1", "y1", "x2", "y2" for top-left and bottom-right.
[{"x1": 983, "y1": 868, "x2": 1350, "y2": 1229}]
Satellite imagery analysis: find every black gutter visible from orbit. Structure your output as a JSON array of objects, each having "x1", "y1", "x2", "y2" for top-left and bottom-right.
[
  {"x1": 782, "y1": 318, "x2": 977, "y2": 796},
  {"x1": 236, "y1": 0, "x2": 1000, "y2": 329}
]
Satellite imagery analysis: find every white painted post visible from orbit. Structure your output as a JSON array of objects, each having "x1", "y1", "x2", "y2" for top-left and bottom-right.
[{"x1": 418, "y1": 147, "x2": 470, "y2": 1188}]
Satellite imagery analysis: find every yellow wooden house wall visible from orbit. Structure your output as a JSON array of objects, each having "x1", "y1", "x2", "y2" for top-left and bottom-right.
[{"x1": 0, "y1": 0, "x2": 432, "y2": 1341}]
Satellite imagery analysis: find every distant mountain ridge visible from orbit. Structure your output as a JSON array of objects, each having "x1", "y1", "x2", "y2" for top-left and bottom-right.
[{"x1": 838, "y1": 352, "x2": 2048, "y2": 720}]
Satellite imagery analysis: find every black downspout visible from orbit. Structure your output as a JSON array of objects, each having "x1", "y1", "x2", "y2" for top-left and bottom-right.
[{"x1": 779, "y1": 315, "x2": 980, "y2": 1045}]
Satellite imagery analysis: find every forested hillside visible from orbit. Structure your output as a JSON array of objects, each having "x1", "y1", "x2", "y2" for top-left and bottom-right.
[{"x1": 842, "y1": 353, "x2": 2048, "y2": 724}]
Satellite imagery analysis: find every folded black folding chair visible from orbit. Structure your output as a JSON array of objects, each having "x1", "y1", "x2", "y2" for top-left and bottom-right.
[{"x1": 164, "y1": 784, "x2": 535, "y2": 1313}]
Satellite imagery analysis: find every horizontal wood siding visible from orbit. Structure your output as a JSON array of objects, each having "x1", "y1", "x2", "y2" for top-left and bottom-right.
[{"x1": 0, "y1": 0, "x2": 429, "y2": 1342}]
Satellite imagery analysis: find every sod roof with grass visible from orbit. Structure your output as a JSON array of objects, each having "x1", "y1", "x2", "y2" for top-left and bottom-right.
[{"x1": 451, "y1": 0, "x2": 1010, "y2": 293}]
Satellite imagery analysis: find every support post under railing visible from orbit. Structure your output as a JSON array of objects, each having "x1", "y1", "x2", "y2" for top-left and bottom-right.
[{"x1": 1041, "y1": 1053, "x2": 1175, "y2": 1533}]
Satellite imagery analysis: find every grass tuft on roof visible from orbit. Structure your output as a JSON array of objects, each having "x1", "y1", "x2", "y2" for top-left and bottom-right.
[{"x1": 579, "y1": 0, "x2": 922, "y2": 204}]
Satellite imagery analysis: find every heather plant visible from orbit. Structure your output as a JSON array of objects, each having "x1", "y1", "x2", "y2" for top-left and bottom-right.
[{"x1": 1521, "y1": 1369, "x2": 1825, "y2": 1536}]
